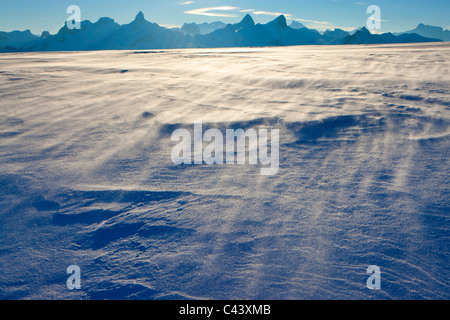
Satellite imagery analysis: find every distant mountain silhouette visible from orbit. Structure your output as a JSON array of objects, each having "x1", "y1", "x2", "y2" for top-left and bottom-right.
[
  {"x1": 402, "y1": 23, "x2": 450, "y2": 41},
  {"x1": 181, "y1": 21, "x2": 227, "y2": 36},
  {"x1": 343, "y1": 27, "x2": 441, "y2": 45},
  {"x1": 0, "y1": 30, "x2": 39, "y2": 49},
  {"x1": 289, "y1": 21, "x2": 307, "y2": 30},
  {"x1": 321, "y1": 29, "x2": 351, "y2": 44},
  {"x1": 0, "y1": 12, "x2": 443, "y2": 53}
]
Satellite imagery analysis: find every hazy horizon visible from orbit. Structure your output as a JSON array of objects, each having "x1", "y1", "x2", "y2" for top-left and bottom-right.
[{"x1": 1, "y1": 0, "x2": 449, "y2": 35}]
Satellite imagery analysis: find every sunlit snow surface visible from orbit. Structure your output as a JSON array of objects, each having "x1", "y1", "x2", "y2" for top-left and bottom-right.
[{"x1": 0, "y1": 43, "x2": 449, "y2": 299}]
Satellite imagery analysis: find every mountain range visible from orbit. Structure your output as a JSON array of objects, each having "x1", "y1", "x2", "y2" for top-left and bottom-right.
[
  {"x1": 0, "y1": 12, "x2": 445, "y2": 52},
  {"x1": 180, "y1": 21, "x2": 227, "y2": 36},
  {"x1": 402, "y1": 23, "x2": 450, "y2": 42}
]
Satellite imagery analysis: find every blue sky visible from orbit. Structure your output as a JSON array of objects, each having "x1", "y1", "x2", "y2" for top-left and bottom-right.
[{"x1": 0, "y1": 0, "x2": 449, "y2": 34}]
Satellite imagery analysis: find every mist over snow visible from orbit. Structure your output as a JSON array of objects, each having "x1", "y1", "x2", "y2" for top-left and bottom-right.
[{"x1": 0, "y1": 41, "x2": 449, "y2": 299}]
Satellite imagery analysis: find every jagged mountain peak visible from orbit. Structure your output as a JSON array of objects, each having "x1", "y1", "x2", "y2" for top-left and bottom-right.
[
  {"x1": 97, "y1": 17, "x2": 116, "y2": 25},
  {"x1": 359, "y1": 26, "x2": 371, "y2": 35},
  {"x1": 40, "y1": 31, "x2": 50, "y2": 39},
  {"x1": 134, "y1": 11, "x2": 147, "y2": 23},
  {"x1": 266, "y1": 15, "x2": 288, "y2": 30},
  {"x1": 290, "y1": 21, "x2": 306, "y2": 29},
  {"x1": 237, "y1": 14, "x2": 255, "y2": 28}
]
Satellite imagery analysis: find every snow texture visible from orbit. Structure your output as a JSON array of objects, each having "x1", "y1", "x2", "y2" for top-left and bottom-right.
[{"x1": 0, "y1": 42, "x2": 449, "y2": 300}]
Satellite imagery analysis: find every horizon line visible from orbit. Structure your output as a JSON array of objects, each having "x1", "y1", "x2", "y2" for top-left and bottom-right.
[{"x1": 1, "y1": 11, "x2": 448, "y2": 36}]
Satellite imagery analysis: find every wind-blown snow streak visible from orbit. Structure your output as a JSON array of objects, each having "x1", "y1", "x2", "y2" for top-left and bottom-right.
[{"x1": 0, "y1": 43, "x2": 449, "y2": 299}]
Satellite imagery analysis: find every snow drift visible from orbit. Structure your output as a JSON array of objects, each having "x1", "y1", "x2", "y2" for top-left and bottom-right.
[{"x1": 0, "y1": 43, "x2": 449, "y2": 299}]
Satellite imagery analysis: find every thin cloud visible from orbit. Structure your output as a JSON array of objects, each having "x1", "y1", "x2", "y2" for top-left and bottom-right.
[
  {"x1": 179, "y1": 1, "x2": 194, "y2": 5},
  {"x1": 291, "y1": 18, "x2": 330, "y2": 25},
  {"x1": 253, "y1": 11, "x2": 293, "y2": 18},
  {"x1": 185, "y1": 6, "x2": 239, "y2": 18},
  {"x1": 240, "y1": 9, "x2": 255, "y2": 13}
]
